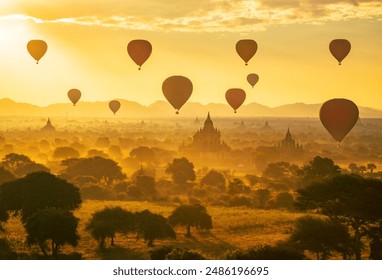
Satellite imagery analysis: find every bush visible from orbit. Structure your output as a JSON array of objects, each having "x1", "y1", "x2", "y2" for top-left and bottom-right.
[
  {"x1": 0, "y1": 238, "x2": 17, "y2": 260},
  {"x1": 228, "y1": 194, "x2": 254, "y2": 207},
  {"x1": 80, "y1": 184, "x2": 115, "y2": 200},
  {"x1": 166, "y1": 248, "x2": 206, "y2": 260},
  {"x1": 150, "y1": 245, "x2": 174, "y2": 260},
  {"x1": 225, "y1": 244, "x2": 304, "y2": 260}
]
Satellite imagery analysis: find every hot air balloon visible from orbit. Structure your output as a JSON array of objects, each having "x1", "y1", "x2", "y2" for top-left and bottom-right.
[
  {"x1": 226, "y1": 88, "x2": 246, "y2": 113},
  {"x1": 67, "y1": 89, "x2": 81, "y2": 106},
  {"x1": 162, "y1": 76, "x2": 193, "y2": 114},
  {"x1": 27, "y1": 40, "x2": 48, "y2": 64},
  {"x1": 329, "y1": 39, "x2": 351, "y2": 65},
  {"x1": 319, "y1": 98, "x2": 359, "y2": 144},
  {"x1": 127, "y1": 39, "x2": 152, "y2": 70},
  {"x1": 236, "y1": 39, "x2": 257, "y2": 66},
  {"x1": 247, "y1": 73, "x2": 259, "y2": 88},
  {"x1": 109, "y1": 100, "x2": 121, "y2": 115}
]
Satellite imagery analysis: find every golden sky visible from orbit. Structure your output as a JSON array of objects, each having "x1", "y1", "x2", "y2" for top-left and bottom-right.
[{"x1": 0, "y1": 0, "x2": 381, "y2": 110}]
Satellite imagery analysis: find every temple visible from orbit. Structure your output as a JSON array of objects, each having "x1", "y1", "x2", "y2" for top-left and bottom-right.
[{"x1": 41, "y1": 118, "x2": 56, "y2": 133}]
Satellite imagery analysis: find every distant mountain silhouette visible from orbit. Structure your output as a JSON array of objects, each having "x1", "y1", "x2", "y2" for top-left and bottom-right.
[{"x1": 0, "y1": 98, "x2": 381, "y2": 118}]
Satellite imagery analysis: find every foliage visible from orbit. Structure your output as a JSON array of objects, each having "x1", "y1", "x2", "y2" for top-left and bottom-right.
[
  {"x1": 0, "y1": 172, "x2": 81, "y2": 222},
  {"x1": 13, "y1": 162, "x2": 50, "y2": 178},
  {"x1": 268, "y1": 192, "x2": 295, "y2": 210},
  {"x1": 1, "y1": 153, "x2": 49, "y2": 178},
  {"x1": 262, "y1": 162, "x2": 298, "y2": 180},
  {"x1": 297, "y1": 156, "x2": 341, "y2": 186},
  {"x1": 227, "y1": 178, "x2": 250, "y2": 195},
  {"x1": 200, "y1": 170, "x2": 225, "y2": 189},
  {"x1": 168, "y1": 204, "x2": 212, "y2": 237},
  {"x1": 254, "y1": 189, "x2": 271, "y2": 209},
  {"x1": 0, "y1": 238, "x2": 18, "y2": 260},
  {"x1": 228, "y1": 194, "x2": 254, "y2": 207},
  {"x1": 225, "y1": 244, "x2": 304, "y2": 260},
  {"x1": 130, "y1": 146, "x2": 156, "y2": 164},
  {"x1": 166, "y1": 248, "x2": 206, "y2": 260},
  {"x1": 52, "y1": 147, "x2": 80, "y2": 160},
  {"x1": 0, "y1": 166, "x2": 16, "y2": 185},
  {"x1": 289, "y1": 216, "x2": 353, "y2": 259},
  {"x1": 86, "y1": 207, "x2": 135, "y2": 248},
  {"x1": 165, "y1": 157, "x2": 196, "y2": 185},
  {"x1": 25, "y1": 208, "x2": 79, "y2": 258}
]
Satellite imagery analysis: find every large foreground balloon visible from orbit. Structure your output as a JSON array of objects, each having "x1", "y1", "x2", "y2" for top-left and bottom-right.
[
  {"x1": 329, "y1": 39, "x2": 351, "y2": 65},
  {"x1": 320, "y1": 98, "x2": 359, "y2": 143},
  {"x1": 67, "y1": 89, "x2": 81, "y2": 106},
  {"x1": 162, "y1": 76, "x2": 193, "y2": 114},
  {"x1": 247, "y1": 73, "x2": 259, "y2": 88},
  {"x1": 27, "y1": 40, "x2": 48, "y2": 64},
  {"x1": 109, "y1": 100, "x2": 121, "y2": 115},
  {"x1": 127, "y1": 40, "x2": 152, "y2": 70},
  {"x1": 226, "y1": 88, "x2": 246, "y2": 113},
  {"x1": 236, "y1": 39, "x2": 257, "y2": 66}
]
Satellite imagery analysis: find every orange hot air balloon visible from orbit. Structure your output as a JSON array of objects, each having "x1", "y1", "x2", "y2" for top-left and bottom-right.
[
  {"x1": 109, "y1": 100, "x2": 121, "y2": 115},
  {"x1": 236, "y1": 39, "x2": 257, "y2": 66},
  {"x1": 67, "y1": 89, "x2": 81, "y2": 106},
  {"x1": 226, "y1": 88, "x2": 246, "y2": 113},
  {"x1": 320, "y1": 98, "x2": 359, "y2": 143},
  {"x1": 127, "y1": 39, "x2": 152, "y2": 70},
  {"x1": 329, "y1": 39, "x2": 351, "y2": 65},
  {"x1": 162, "y1": 76, "x2": 193, "y2": 114},
  {"x1": 27, "y1": 40, "x2": 48, "y2": 64},
  {"x1": 247, "y1": 73, "x2": 259, "y2": 88}
]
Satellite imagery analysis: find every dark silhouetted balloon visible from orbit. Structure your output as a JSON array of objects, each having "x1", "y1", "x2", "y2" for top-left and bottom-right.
[
  {"x1": 162, "y1": 76, "x2": 193, "y2": 114},
  {"x1": 236, "y1": 39, "x2": 257, "y2": 66},
  {"x1": 320, "y1": 98, "x2": 359, "y2": 143},
  {"x1": 226, "y1": 88, "x2": 246, "y2": 113},
  {"x1": 109, "y1": 100, "x2": 121, "y2": 115},
  {"x1": 127, "y1": 40, "x2": 152, "y2": 70},
  {"x1": 247, "y1": 73, "x2": 259, "y2": 88},
  {"x1": 329, "y1": 39, "x2": 351, "y2": 65},
  {"x1": 27, "y1": 40, "x2": 48, "y2": 64},
  {"x1": 67, "y1": 89, "x2": 81, "y2": 106}
]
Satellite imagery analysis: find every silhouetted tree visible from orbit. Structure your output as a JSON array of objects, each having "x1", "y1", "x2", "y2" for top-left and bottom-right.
[
  {"x1": 367, "y1": 163, "x2": 377, "y2": 173},
  {"x1": 130, "y1": 146, "x2": 156, "y2": 164},
  {"x1": 359, "y1": 165, "x2": 367, "y2": 174},
  {"x1": 271, "y1": 192, "x2": 295, "y2": 209},
  {"x1": 166, "y1": 248, "x2": 206, "y2": 260},
  {"x1": 13, "y1": 162, "x2": 50, "y2": 178},
  {"x1": 254, "y1": 189, "x2": 271, "y2": 209},
  {"x1": 0, "y1": 238, "x2": 17, "y2": 260},
  {"x1": 296, "y1": 174, "x2": 382, "y2": 259},
  {"x1": 169, "y1": 204, "x2": 212, "y2": 237},
  {"x1": 227, "y1": 178, "x2": 250, "y2": 195},
  {"x1": 87, "y1": 149, "x2": 109, "y2": 158},
  {"x1": 225, "y1": 244, "x2": 304, "y2": 260},
  {"x1": 2, "y1": 153, "x2": 32, "y2": 173},
  {"x1": 61, "y1": 157, "x2": 125, "y2": 186},
  {"x1": 135, "y1": 175, "x2": 157, "y2": 199},
  {"x1": 263, "y1": 162, "x2": 298, "y2": 180},
  {"x1": 244, "y1": 174, "x2": 259, "y2": 187},
  {"x1": 25, "y1": 208, "x2": 79, "y2": 258},
  {"x1": 166, "y1": 157, "x2": 196, "y2": 185},
  {"x1": 86, "y1": 207, "x2": 135, "y2": 248},
  {"x1": 0, "y1": 172, "x2": 81, "y2": 222},
  {"x1": 200, "y1": 169, "x2": 225, "y2": 189},
  {"x1": 348, "y1": 163, "x2": 359, "y2": 174},
  {"x1": 298, "y1": 156, "x2": 341, "y2": 186},
  {"x1": 0, "y1": 166, "x2": 15, "y2": 185},
  {"x1": 289, "y1": 216, "x2": 353, "y2": 259},
  {"x1": 52, "y1": 147, "x2": 80, "y2": 160},
  {"x1": 136, "y1": 210, "x2": 176, "y2": 247},
  {"x1": 95, "y1": 137, "x2": 110, "y2": 148}
]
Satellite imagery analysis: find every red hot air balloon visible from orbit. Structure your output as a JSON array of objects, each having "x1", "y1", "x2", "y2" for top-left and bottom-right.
[
  {"x1": 127, "y1": 40, "x2": 152, "y2": 70},
  {"x1": 319, "y1": 98, "x2": 359, "y2": 143},
  {"x1": 329, "y1": 39, "x2": 351, "y2": 65},
  {"x1": 27, "y1": 40, "x2": 48, "y2": 64},
  {"x1": 67, "y1": 89, "x2": 81, "y2": 106},
  {"x1": 109, "y1": 100, "x2": 121, "y2": 115},
  {"x1": 225, "y1": 88, "x2": 246, "y2": 113},
  {"x1": 236, "y1": 39, "x2": 258, "y2": 66},
  {"x1": 162, "y1": 76, "x2": 193, "y2": 114},
  {"x1": 247, "y1": 73, "x2": 259, "y2": 88}
]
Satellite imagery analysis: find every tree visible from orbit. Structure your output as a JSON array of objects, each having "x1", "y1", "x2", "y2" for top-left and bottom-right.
[
  {"x1": 298, "y1": 156, "x2": 341, "y2": 186},
  {"x1": 60, "y1": 157, "x2": 125, "y2": 186},
  {"x1": 200, "y1": 169, "x2": 225, "y2": 189},
  {"x1": 225, "y1": 244, "x2": 304, "y2": 260},
  {"x1": 0, "y1": 238, "x2": 17, "y2": 260},
  {"x1": 271, "y1": 192, "x2": 295, "y2": 209},
  {"x1": 0, "y1": 172, "x2": 81, "y2": 222},
  {"x1": 25, "y1": 208, "x2": 79, "y2": 258},
  {"x1": 0, "y1": 166, "x2": 15, "y2": 185},
  {"x1": 296, "y1": 174, "x2": 382, "y2": 259},
  {"x1": 2, "y1": 153, "x2": 32, "y2": 173},
  {"x1": 130, "y1": 146, "x2": 156, "y2": 164},
  {"x1": 86, "y1": 207, "x2": 135, "y2": 248},
  {"x1": 227, "y1": 178, "x2": 250, "y2": 195},
  {"x1": 254, "y1": 188, "x2": 271, "y2": 209},
  {"x1": 289, "y1": 216, "x2": 352, "y2": 259},
  {"x1": 136, "y1": 210, "x2": 176, "y2": 247},
  {"x1": 262, "y1": 162, "x2": 298, "y2": 180},
  {"x1": 135, "y1": 175, "x2": 157, "y2": 199},
  {"x1": 367, "y1": 163, "x2": 377, "y2": 173},
  {"x1": 358, "y1": 165, "x2": 367, "y2": 174},
  {"x1": 52, "y1": 147, "x2": 80, "y2": 160},
  {"x1": 169, "y1": 204, "x2": 212, "y2": 237},
  {"x1": 13, "y1": 162, "x2": 50, "y2": 178},
  {"x1": 166, "y1": 157, "x2": 196, "y2": 185},
  {"x1": 244, "y1": 174, "x2": 259, "y2": 187},
  {"x1": 95, "y1": 137, "x2": 110, "y2": 148},
  {"x1": 348, "y1": 163, "x2": 359, "y2": 174}
]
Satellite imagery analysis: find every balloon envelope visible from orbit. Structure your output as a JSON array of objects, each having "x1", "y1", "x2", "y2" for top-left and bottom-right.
[
  {"x1": 27, "y1": 40, "x2": 48, "y2": 64},
  {"x1": 162, "y1": 76, "x2": 193, "y2": 114},
  {"x1": 320, "y1": 98, "x2": 359, "y2": 143},
  {"x1": 127, "y1": 40, "x2": 152, "y2": 70},
  {"x1": 225, "y1": 88, "x2": 246, "y2": 113},
  {"x1": 247, "y1": 73, "x2": 259, "y2": 88},
  {"x1": 236, "y1": 39, "x2": 257, "y2": 66},
  {"x1": 67, "y1": 89, "x2": 81, "y2": 106},
  {"x1": 329, "y1": 39, "x2": 351, "y2": 65},
  {"x1": 109, "y1": 100, "x2": 121, "y2": 115}
]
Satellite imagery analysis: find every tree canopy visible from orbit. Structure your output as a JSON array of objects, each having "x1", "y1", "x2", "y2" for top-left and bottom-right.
[{"x1": 166, "y1": 157, "x2": 196, "y2": 185}]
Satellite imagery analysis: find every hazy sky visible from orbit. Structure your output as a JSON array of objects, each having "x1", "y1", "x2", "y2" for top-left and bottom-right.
[{"x1": 0, "y1": 0, "x2": 381, "y2": 109}]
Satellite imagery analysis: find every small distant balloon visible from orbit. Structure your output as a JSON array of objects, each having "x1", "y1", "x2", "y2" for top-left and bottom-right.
[
  {"x1": 247, "y1": 74, "x2": 259, "y2": 88},
  {"x1": 27, "y1": 40, "x2": 48, "y2": 64},
  {"x1": 236, "y1": 39, "x2": 258, "y2": 66},
  {"x1": 127, "y1": 39, "x2": 152, "y2": 70},
  {"x1": 226, "y1": 88, "x2": 246, "y2": 113},
  {"x1": 109, "y1": 100, "x2": 121, "y2": 115},
  {"x1": 329, "y1": 39, "x2": 351, "y2": 65},
  {"x1": 319, "y1": 98, "x2": 359, "y2": 143},
  {"x1": 67, "y1": 89, "x2": 81, "y2": 106},
  {"x1": 162, "y1": 76, "x2": 193, "y2": 114}
]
